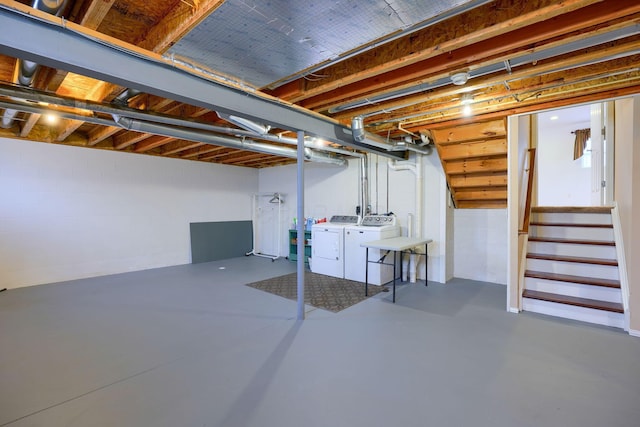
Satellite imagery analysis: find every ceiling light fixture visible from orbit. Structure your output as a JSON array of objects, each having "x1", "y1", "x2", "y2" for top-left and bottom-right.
[
  {"x1": 450, "y1": 72, "x2": 469, "y2": 86},
  {"x1": 45, "y1": 113, "x2": 58, "y2": 124},
  {"x1": 462, "y1": 105, "x2": 472, "y2": 116},
  {"x1": 460, "y1": 93, "x2": 474, "y2": 105}
]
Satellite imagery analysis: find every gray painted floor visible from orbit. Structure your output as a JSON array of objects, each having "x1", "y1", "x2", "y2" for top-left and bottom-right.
[{"x1": 1, "y1": 257, "x2": 639, "y2": 427}]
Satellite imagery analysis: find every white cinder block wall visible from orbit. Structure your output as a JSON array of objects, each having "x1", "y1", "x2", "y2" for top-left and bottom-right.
[
  {"x1": 0, "y1": 138, "x2": 257, "y2": 289},
  {"x1": 2, "y1": 137, "x2": 508, "y2": 289},
  {"x1": 453, "y1": 209, "x2": 508, "y2": 285}
]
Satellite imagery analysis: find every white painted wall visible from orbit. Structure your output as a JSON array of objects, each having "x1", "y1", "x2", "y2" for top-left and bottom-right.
[
  {"x1": 537, "y1": 106, "x2": 591, "y2": 206},
  {"x1": 0, "y1": 138, "x2": 257, "y2": 289},
  {"x1": 453, "y1": 209, "x2": 508, "y2": 285},
  {"x1": 614, "y1": 96, "x2": 640, "y2": 334},
  {"x1": 258, "y1": 151, "x2": 452, "y2": 282}
]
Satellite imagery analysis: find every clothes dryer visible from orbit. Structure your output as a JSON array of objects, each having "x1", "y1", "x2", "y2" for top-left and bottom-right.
[
  {"x1": 310, "y1": 215, "x2": 360, "y2": 278},
  {"x1": 344, "y1": 215, "x2": 400, "y2": 285}
]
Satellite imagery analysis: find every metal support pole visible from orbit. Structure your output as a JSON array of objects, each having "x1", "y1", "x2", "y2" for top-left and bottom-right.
[{"x1": 297, "y1": 130, "x2": 305, "y2": 320}]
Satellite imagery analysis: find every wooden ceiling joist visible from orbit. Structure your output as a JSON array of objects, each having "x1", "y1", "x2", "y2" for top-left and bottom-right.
[{"x1": 1, "y1": 0, "x2": 639, "y2": 207}]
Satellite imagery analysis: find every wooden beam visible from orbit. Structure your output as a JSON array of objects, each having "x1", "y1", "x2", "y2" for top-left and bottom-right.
[
  {"x1": 372, "y1": 60, "x2": 640, "y2": 133},
  {"x1": 87, "y1": 125, "x2": 120, "y2": 146},
  {"x1": 80, "y1": 0, "x2": 116, "y2": 30},
  {"x1": 305, "y1": 4, "x2": 640, "y2": 113},
  {"x1": 19, "y1": 112, "x2": 41, "y2": 137},
  {"x1": 138, "y1": 0, "x2": 226, "y2": 53},
  {"x1": 449, "y1": 173, "x2": 508, "y2": 188},
  {"x1": 456, "y1": 200, "x2": 507, "y2": 209},
  {"x1": 438, "y1": 139, "x2": 507, "y2": 161},
  {"x1": 180, "y1": 145, "x2": 226, "y2": 159},
  {"x1": 113, "y1": 131, "x2": 150, "y2": 150},
  {"x1": 162, "y1": 141, "x2": 203, "y2": 155},
  {"x1": 336, "y1": 27, "x2": 640, "y2": 126},
  {"x1": 134, "y1": 135, "x2": 174, "y2": 153},
  {"x1": 445, "y1": 157, "x2": 508, "y2": 175},
  {"x1": 432, "y1": 120, "x2": 506, "y2": 144},
  {"x1": 454, "y1": 188, "x2": 508, "y2": 200},
  {"x1": 270, "y1": 0, "x2": 602, "y2": 99}
]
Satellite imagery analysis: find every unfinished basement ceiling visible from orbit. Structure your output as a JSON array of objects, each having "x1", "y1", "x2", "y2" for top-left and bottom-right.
[
  {"x1": 1, "y1": 0, "x2": 640, "y2": 207},
  {"x1": 169, "y1": 0, "x2": 485, "y2": 88}
]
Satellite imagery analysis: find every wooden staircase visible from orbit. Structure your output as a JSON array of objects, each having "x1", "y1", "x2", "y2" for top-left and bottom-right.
[
  {"x1": 522, "y1": 206, "x2": 625, "y2": 328},
  {"x1": 430, "y1": 118, "x2": 507, "y2": 209}
]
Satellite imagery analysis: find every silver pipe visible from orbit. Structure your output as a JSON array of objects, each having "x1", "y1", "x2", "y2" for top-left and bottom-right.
[
  {"x1": 1, "y1": 0, "x2": 69, "y2": 128},
  {"x1": 0, "y1": 97, "x2": 116, "y2": 127},
  {"x1": 115, "y1": 116, "x2": 346, "y2": 165},
  {"x1": 352, "y1": 116, "x2": 366, "y2": 142},
  {"x1": 352, "y1": 115, "x2": 432, "y2": 155},
  {"x1": 0, "y1": 83, "x2": 359, "y2": 159},
  {"x1": 32, "y1": 0, "x2": 69, "y2": 15}
]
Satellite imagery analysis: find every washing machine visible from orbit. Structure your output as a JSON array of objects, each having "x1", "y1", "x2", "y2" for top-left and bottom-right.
[
  {"x1": 311, "y1": 215, "x2": 360, "y2": 278},
  {"x1": 344, "y1": 215, "x2": 400, "y2": 285}
]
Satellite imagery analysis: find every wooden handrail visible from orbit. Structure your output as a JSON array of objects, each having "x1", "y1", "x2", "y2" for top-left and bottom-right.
[{"x1": 520, "y1": 148, "x2": 536, "y2": 233}]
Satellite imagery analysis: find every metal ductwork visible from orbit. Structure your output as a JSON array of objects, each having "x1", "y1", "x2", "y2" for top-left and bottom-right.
[
  {"x1": 352, "y1": 116, "x2": 366, "y2": 143},
  {"x1": 0, "y1": 83, "x2": 354, "y2": 163},
  {"x1": 217, "y1": 112, "x2": 271, "y2": 135},
  {"x1": 112, "y1": 88, "x2": 142, "y2": 106},
  {"x1": 351, "y1": 116, "x2": 433, "y2": 155},
  {"x1": 114, "y1": 116, "x2": 347, "y2": 166},
  {"x1": 1, "y1": 0, "x2": 69, "y2": 129}
]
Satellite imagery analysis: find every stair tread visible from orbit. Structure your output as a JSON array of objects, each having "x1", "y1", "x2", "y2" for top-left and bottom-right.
[
  {"x1": 528, "y1": 236, "x2": 615, "y2": 246},
  {"x1": 523, "y1": 290, "x2": 624, "y2": 313},
  {"x1": 526, "y1": 253, "x2": 618, "y2": 266},
  {"x1": 530, "y1": 221, "x2": 612, "y2": 228},
  {"x1": 532, "y1": 206, "x2": 613, "y2": 213},
  {"x1": 524, "y1": 270, "x2": 621, "y2": 288}
]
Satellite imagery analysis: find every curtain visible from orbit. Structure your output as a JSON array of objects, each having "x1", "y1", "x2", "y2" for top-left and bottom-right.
[{"x1": 573, "y1": 128, "x2": 590, "y2": 160}]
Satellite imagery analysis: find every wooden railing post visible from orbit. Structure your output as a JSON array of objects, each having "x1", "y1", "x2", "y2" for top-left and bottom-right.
[{"x1": 521, "y1": 148, "x2": 536, "y2": 233}]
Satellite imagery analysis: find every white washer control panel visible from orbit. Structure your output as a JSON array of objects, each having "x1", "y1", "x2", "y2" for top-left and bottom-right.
[{"x1": 360, "y1": 215, "x2": 397, "y2": 227}]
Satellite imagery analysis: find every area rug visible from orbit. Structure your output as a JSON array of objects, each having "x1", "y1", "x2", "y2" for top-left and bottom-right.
[{"x1": 246, "y1": 272, "x2": 387, "y2": 312}]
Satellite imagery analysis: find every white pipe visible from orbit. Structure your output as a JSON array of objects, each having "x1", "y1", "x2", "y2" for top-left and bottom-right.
[
  {"x1": 388, "y1": 155, "x2": 424, "y2": 282},
  {"x1": 402, "y1": 212, "x2": 413, "y2": 281}
]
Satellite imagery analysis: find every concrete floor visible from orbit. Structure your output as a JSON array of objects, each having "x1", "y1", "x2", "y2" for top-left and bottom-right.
[{"x1": 0, "y1": 256, "x2": 639, "y2": 427}]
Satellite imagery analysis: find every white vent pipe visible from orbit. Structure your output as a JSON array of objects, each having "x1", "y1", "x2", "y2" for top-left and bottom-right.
[
  {"x1": 360, "y1": 154, "x2": 370, "y2": 216},
  {"x1": 389, "y1": 154, "x2": 423, "y2": 282}
]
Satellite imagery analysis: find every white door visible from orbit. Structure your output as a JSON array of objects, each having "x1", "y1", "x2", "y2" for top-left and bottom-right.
[
  {"x1": 590, "y1": 103, "x2": 604, "y2": 206},
  {"x1": 603, "y1": 101, "x2": 615, "y2": 205}
]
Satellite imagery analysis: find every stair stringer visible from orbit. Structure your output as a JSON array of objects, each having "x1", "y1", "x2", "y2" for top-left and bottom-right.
[{"x1": 611, "y1": 203, "x2": 630, "y2": 331}]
